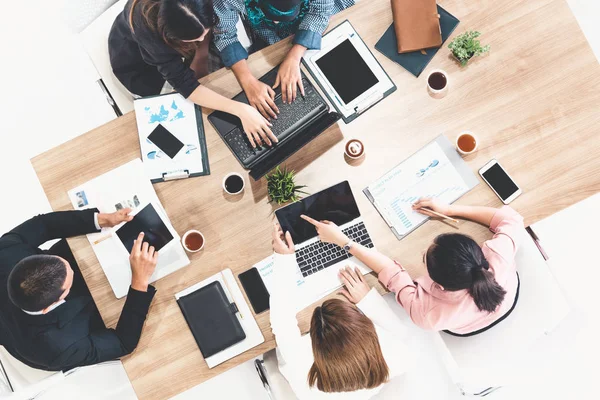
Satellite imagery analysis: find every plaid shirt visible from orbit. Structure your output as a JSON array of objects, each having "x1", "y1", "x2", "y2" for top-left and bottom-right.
[{"x1": 213, "y1": 0, "x2": 355, "y2": 67}]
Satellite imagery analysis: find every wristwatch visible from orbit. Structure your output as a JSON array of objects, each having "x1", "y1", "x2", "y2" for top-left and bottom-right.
[{"x1": 343, "y1": 240, "x2": 354, "y2": 252}]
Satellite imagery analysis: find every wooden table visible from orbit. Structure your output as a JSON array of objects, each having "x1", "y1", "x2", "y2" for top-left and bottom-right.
[{"x1": 32, "y1": 0, "x2": 600, "y2": 398}]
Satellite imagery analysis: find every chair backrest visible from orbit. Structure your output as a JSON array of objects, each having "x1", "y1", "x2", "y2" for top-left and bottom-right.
[
  {"x1": 440, "y1": 231, "x2": 570, "y2": 390},
  {"x1": 0, "y1": 346, "x2": 60, "y2": 394},
  {"x1": 80, "y1": 0, "x2": 135, "y2": 115}
]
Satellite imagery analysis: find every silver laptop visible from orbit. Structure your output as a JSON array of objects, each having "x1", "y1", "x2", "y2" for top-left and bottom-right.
[{"x1": 275, "y1": 181, "x2": 375, "y2": 299}]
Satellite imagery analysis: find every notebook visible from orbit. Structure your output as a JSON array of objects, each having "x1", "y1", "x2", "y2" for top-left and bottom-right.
[
  {"x1": 177, "y1": 281, "x2": 246, "y2": 358},
  {"x1": 375, "y1": 5, "x2": 460, "y2": 77},
  {"x1": 391, "y1": 0, "x2": 441, "y2": 53}
]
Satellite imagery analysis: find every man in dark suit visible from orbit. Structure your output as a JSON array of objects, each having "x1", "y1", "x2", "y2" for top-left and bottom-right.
[{"x1": 0, "y1": 208, "x2": 158, "y2": 371}]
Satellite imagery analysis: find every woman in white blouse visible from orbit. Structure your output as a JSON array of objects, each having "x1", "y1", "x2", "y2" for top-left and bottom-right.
[{"x1": 269, "y1": 224, "x2": 413, "y2": 399}]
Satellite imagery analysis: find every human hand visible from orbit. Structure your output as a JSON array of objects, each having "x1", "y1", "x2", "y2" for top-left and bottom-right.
[
  {"x1": 240, "y1": 75, "x2": 280, "y2": 120},
  {"x1": 129, "y1": 232, "x2": 158, "y2": 292},
  {"x1": 300, "y1": 215, "x2": 349, "y2": 247},
  {"x1": 272, "y1": 223, "x2": 295, "y2": 255},
  {"x1": 412, "y1": 198, "x2": 452, "y2": 216},
  {"x1": 236, "y1": 103, "x2": 278, "y2": 148},
  {"x1": 97, "y1": 208, "x2": 133, "y2": 228},
  {"x1": 273, "y1": 47, "x2": 305, "y2": 104},
  {"x1": 338, "y1": 266, "x2": 371, "y2": 304}
]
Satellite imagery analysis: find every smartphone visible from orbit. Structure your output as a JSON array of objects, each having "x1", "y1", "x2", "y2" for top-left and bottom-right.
[
  {"x1": 238, "y1": 268, "x2": 270, "y2": 314},
  {"x1": 147, "y1": 124, "x2": 184, "y2": 159},
  {"x1": 479, "y1": 159, "x2": 522, "y2": 204}
]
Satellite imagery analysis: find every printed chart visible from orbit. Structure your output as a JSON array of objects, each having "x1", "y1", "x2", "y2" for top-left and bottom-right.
[{"x1": 366, "y1": 141, "x2": 470, "y2": 236}]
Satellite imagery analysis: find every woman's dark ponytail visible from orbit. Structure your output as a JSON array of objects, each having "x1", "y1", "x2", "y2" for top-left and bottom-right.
[
  {"x1": 469, "y1": 259, "x2": 506, "y2": 313},
  {"x1": 426, "y1": 234, "x2": 506, "y2": 313}
]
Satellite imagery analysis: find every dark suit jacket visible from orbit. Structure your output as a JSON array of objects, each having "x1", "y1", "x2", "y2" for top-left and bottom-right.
[{"x1": 0, "y1": 210, "x2": 156, "y2": 371}]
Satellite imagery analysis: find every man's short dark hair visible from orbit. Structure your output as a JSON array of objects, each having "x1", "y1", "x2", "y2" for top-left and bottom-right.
[{"x1": 7, "y1": 255, "x2": 67, "y2": 312}]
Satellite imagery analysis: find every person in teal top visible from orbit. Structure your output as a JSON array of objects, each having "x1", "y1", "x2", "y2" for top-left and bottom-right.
[{"x1": 213, "y1": 0, "x2": 355, "y2": 118}]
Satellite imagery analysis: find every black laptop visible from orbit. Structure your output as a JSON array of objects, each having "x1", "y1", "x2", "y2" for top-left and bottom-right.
[{"x1": 208, "y1": 67, "x2": 341, "y2": 180}]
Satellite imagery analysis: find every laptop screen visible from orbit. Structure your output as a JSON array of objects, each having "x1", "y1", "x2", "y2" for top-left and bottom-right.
[{"x1": 275, "y1": 181, "x2": 360, "y2": 244}]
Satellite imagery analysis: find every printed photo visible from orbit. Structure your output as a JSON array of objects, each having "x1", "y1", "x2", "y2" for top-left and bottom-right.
[{"x1": 75, "y1": 191, "x2": 88, "y2": 208}]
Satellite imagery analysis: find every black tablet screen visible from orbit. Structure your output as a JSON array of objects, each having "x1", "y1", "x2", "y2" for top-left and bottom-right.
[
  {"x1": 315, "y1": 39, "x2": 379, "y2": 104},
  {"x1": 147, "y1": 124, "x2": 184, "y2": 159},
  {"x1": 275, "y1": 181, "x2": 360, "y2": 244},
  {"x1": 116, "y1": 204, "x2": 174, "y2": 253}
]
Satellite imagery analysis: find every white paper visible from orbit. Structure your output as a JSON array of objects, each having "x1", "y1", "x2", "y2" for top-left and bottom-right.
[
  {"x1": 254, "y1": 255, "x2": 306, "y2": 295},
  {"x1": 134, "y1": 93, "x2": 203, "y2": 180},
  {"x1": 367, "y1": 141, "x2": 470, "y2": 235},
  {"x1": 68, "y1": 159, "x2": 189, "y2": 298}
]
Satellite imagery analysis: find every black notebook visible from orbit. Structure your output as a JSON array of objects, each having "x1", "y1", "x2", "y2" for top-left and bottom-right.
[
  {"x1": 177, "y1": 281, "x2": 246, "y2": 358},
  {"x1": 375, "y1": 5, "x2": 460, "y2": 77}
]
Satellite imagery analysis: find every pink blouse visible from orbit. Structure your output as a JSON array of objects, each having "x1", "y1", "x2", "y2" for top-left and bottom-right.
[{"x1": 379, "y1": 206, "x2": 525, "y2": 334}]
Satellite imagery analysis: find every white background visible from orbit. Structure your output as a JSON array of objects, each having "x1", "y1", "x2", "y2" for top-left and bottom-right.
[{"x1": 0, "y1": 0, "x2": 599, "y2": 399}]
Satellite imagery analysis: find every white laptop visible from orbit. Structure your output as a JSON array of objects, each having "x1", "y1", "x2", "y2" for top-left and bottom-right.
[{"x1": 275, "y1": 181, "x2": 374, "y2": 300}]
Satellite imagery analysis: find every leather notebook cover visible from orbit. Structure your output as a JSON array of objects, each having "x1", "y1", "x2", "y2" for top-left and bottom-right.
[
  {"x1": 376, "y1": 5, "x2": 459, "y2": 77},
  {"x1": 177, "y1": 281, "x2": 246, "y2": 358},
  {"x1": 392, "y1": 0, "x2": 441, "y2": 53}
]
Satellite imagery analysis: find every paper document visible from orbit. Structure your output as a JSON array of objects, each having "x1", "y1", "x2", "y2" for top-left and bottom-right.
[
  {"x1": 134, "y1": 93, "x2": 205, "y2": 180},
  {"x1": 365, "y1": 135, "x2": 478, "y2": 239},
  {"x1": 68, "y1": 159, "x2": 189, "y2": 298},
  {"x1": 255, "y1": 255, "x2": 335, "y2": 311}
]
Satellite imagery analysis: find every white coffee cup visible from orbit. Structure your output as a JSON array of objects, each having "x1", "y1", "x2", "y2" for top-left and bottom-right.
[
  {"x1": 455, "y1": 131, "x2": 479, "y2": 155},
  {"x1": 222, "y1": 172, "x2": 245, "y2": 195},
  {"x1": 427, "y1": 69, "x2": 449, "y2": 99},
  {"x1": 181, "y1": 230, "x2": 205, "y2": 253}
]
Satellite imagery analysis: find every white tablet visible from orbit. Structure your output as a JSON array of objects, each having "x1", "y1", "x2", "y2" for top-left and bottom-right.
[{"x1": 302, "y1": 20, "x2": 396, "y2": 123}]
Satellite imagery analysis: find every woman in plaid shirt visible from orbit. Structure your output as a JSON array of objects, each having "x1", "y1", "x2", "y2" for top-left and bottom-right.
[{"x1": 213, "y1": 0, "x2": 355, "y2": 119}]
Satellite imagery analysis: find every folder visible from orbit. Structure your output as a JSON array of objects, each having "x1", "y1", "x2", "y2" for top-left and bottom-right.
[{"x1": 177, "y1": 281, "x2": 246, "y2": 358}]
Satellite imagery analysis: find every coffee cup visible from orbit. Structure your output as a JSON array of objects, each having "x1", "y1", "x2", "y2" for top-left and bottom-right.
[
  {"x1": 427, "y1": 69, "x2": 449, "y2": 99},
  {"x1": 182, "y1": 230, "x2": 205, "y2": 253},
  {"x1": 222, "y1": 172, "x2": 245, "y2": 195},
  {"x1": 344, "y1": 138, "x2": 365, "y2": 159},
  {"x1": 456, "y1": 131, "x2": 478, "y2": 155}
]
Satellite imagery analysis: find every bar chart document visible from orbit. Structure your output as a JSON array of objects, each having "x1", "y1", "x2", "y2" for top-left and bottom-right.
[{"x1": 364, "y1": 135, "x2": 479, "y2": 239}]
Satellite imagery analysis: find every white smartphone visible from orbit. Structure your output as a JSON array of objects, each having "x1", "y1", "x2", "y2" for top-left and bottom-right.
[{"x1": 479, "y1": 159, "x2": 522, "y2": 204}]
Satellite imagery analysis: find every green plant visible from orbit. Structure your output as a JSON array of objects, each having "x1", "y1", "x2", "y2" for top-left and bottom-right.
[
  {"x1": 266, "y1": 166, "x2": 307, "y2": 205},
  {"x1": 448, "y1": 31, "x2": 490, "y2": 66}
]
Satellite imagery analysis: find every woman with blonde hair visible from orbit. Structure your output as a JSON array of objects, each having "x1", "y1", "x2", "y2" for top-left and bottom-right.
[{"x1": 270, "y1": 224, "x2": 412, "y2": 399}]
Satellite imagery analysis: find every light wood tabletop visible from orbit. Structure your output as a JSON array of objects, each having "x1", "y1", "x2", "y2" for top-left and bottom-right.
[{"x1": 31, "y1": 0, "x2": 600, "y2": 398}]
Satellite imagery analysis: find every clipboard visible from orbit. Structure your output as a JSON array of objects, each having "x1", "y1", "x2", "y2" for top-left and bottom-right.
[
  {"x1": 134, "y1": 92, "x2": 210, "y2": 183},
  {"x1": 363, "y1": 135, "x2": 479, "y2": 240},
  {"x1": 302, "y1": 20, "x2": 397, "y2": 124}
]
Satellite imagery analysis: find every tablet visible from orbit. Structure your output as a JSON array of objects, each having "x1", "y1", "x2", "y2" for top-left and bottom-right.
[
  {"x1": 115, "y1": 203, "x2": 174, "y2": 253},
  {"x1": 303, "y1": 20, "x2": 396, "y2": 123}
]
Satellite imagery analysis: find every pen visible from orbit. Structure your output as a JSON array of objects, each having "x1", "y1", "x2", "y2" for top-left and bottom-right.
[
  {"x1": 93, "y1": 234, "x2": 112, "y2": 245},
  {"x1": 221, "y1": 272, "x2": 244, "y2": 320},
  {"x1": 419, "y1": 207, "x2": 459, "y2": 224}
]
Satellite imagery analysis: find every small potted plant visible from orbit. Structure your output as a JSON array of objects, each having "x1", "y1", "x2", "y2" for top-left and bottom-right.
[
  {"x1": 266, "y1": 166, "x2": 307, "y2": 205},
  {"x1": 448, "y1": 31, "x2": 490, "y2": 66}
]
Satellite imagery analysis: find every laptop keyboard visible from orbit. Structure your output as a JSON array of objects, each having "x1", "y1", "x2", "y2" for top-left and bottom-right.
[
  {"x1": 296, "y1": 222, "x2": 374, "y2": 278},
  {"x1": 225, "y1": 80, "x2": 326, "y2": 164}
]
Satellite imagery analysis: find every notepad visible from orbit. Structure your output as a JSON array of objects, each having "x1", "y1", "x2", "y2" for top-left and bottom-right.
[
  {"x1": 175, "y1": 269, "x2": 265, "y2": 368},
  {"x1": 375, "y1": 5, "x2": 460, "y2": 77},
  {"x1": 363, "y1": 135, "x2": 478, "y2": 240}
]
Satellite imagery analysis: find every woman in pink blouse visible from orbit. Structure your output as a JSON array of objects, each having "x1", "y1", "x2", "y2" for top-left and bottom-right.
[{"x1": 300, "y1": 198, "x2": 525, "y2": 336}]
